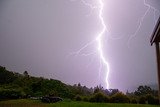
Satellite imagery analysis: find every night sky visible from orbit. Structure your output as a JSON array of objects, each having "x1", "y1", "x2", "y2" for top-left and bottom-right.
[{"x1": 0, "y1": 0, "x2": 160, "y2": 92}]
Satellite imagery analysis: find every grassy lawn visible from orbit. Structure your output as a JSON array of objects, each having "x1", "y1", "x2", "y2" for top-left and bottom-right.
[
  {"x1": 0, "y1": 99, "x2": 47, "y2": 107},
  {"x1": 0, "y1": 99, "x2": 159, "y2": 107}
]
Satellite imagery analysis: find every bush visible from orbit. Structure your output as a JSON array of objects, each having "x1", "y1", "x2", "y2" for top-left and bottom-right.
[
  {"x1": 139, "y1": 96, "x2": 146, "y2": 104},
  {"x1": 110, "y1": 92, "x2": 129, "y2": 103},
  {"x1": 89, "y1": 92, "x2": 109, "y2": 103},
  {"x1": 75, "y1": 95, "x2": 82, "y2": 101},
  {"x1": 151, "y1": 97, "x2": 159, "y2": 105},
  {"x1": 0, "y1": 88, "x2": 25, "y2": 100},
  {"x1": 146, "y1": 94, "x2": 159, "y2": 105},
  {"x1": 83, "y1": 96, "x2": 88, "y2": 102},
  {"x1": 130, "y1": 98, "x2": 138, "y2": 104},
  {"x1": 138, "y1": 95, "x2": 159, "y2": 105}
]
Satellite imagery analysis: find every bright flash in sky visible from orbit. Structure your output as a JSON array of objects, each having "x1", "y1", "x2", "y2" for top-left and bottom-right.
[{"x1": 70, "y1": 0, "x2": 159, "y2": 89}]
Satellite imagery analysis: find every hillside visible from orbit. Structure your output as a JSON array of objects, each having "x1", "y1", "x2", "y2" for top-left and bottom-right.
[{"x1": 0, "y1": 66, "x2": 93, "y2": 100}]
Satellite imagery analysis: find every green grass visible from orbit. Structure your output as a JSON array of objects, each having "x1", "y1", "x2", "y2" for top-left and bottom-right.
[
  {"x1": 0, "y1": 99, "x2": 47, "y2": 107},
  {"x1": 0, "y1": 99, "x2": 159, "y2": 107}
]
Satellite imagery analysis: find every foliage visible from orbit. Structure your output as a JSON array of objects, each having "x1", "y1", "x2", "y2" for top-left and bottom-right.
[
  {"x1": 0, "y1": 67, "x2": 17, "y2": 84},
  {"x1": 0, "y1": 66, "x2": 159, "y2": 105},
  {"x1": 89, "y1": 92, "x2": 109, "y2": 103},
  {"x1": 130, "y1": 98, "x2": 138, "y2": 104},
  {"x1": 75, "y1": 95, "x2": 82, "y2": 101},
  {"x1": 0, "y1": 88, "x2": 25, "y2": 100},
  {"x1": 134, "y1": 86, "x2": 152, "y2": 96},
  {"x1": 108, "y1": 89, "x2": 119, "y2": 96},
  {"x1": 146, "y1": 94, "x2": 159, "y2": 105},
  {"x1": 83, "y1": 96, "x2": 89, "y2": 102},
  {"x1": 0, "y1": 66, "x2": 76, "y2": 99},
  {"x1": 139, "y1": 96, "x2": 146, "y2": 104},
  {"x1": 131, "y1": 93, "x2": 159, "y2": 105},
  {"x1": 110, "y1": 92, "x2": 130, "y2": 103}
]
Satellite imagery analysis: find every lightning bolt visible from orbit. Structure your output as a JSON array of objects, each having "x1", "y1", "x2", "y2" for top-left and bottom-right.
[
  {"x1": 127, "y1": 0, "x2": 159, "y2": 48},
  {"x1": 144, "y1": 0, "x2": 159, "y2": 24},
  {"x1": 69, "y1": 0, "x2": 160, "y2": 89},
  {"x1": 69, "y1": 0, "x2": 110, "y2": 89},
  {"x1": 96, "y1": 0, "x2": 110, "y2": 89}
]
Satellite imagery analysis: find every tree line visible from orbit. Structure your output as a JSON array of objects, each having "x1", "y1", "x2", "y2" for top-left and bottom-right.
[{"x1": 0, "y1": 66, "x2": 159, "y2": 105}]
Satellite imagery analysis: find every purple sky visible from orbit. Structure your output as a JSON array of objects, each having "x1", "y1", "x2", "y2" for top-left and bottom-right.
[{"x1": 0, "y1": 0, "x2": 160, "y2": 92}]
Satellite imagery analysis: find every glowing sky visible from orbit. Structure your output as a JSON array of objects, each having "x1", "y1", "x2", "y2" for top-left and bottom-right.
[{"x1": 0, "y1": 0, "x2": 160, "y2": 91}]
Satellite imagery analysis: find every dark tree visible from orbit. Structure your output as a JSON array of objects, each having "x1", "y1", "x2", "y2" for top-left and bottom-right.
[
  {"x1": 23, "y1": 71, "x2": 29, "y2": 77},
  {"x1": 109, "y1": 89, "x2": 119, "y2": 96},
  {"x1": 134, "y1": 85, "x2": 152, "y2": 96}
]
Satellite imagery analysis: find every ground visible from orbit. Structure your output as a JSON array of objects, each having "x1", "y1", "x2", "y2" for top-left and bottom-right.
[{"x1": 0, "y1": 99, "x2": 159, "y2": 107}]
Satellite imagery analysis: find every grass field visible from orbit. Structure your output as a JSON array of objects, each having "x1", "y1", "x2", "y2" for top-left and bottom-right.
[{"x1": 0, "y1": 99, "x2": 159, "y2": 107}]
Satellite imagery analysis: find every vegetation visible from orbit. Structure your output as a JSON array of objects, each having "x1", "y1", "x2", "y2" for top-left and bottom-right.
[
  {"x1": 110, "y1": 92, "x2": 129, "y2": 103},
  {"x1": 0, "y1": 66, "x2": 77, "y2": 99},
  {"x1": 89, "y1": 92, "x2": 109, "y2": 103},
  {"x1": 0, "y1": 66, "x2": 159, "y2": 105}
]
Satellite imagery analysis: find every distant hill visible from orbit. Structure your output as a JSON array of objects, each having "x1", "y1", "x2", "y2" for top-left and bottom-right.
[{"x1": 0, "y1": 66, "x2": 92, "y2": 100}]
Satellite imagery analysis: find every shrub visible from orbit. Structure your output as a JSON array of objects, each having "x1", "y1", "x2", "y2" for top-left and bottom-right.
[
  {"x1": 130, "y1": 98, "x2": 138, "y2": 104},
  {"x1": 146, "y1": 94, "x2": 159, "y2": 105},
  {"x1": 89, "y1": 96, "x2": 95, "y2": 102},
  {"x1": 110, "y1": 92, "x2": 129, "y2": 103},
  {"x1": 83, "y1": 96, "x2": 88, "y2": 102},
  {"x1": 75, "y1": 95, "x2": 82, "y2": 101},
  {"x1": 151, "y1": 97, "x2": 159, "y2": 105},
  {"x1": 139, "y1": 96, "x2": 146, "y2": 104},
  {"x1": 0, "y1": 88, "x2": 25, "y2": 100},
  {"x1": 89, "y1": 92, "x2": 109, "y2": 103}
]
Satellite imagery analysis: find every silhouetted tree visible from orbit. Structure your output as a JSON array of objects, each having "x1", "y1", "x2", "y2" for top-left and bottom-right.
[
  {"x1": 94, "y1": 86, "x2": 100, "y2": 93},
  {"x1": 109, "y1": 89, "x2": 119, "y2": 96},
  {"x1": 23, "y1": 71, "x2": 29, "y2": 77},
  {"x1": 134, "y1": 85, "x2": 152, "y2": 96}
]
